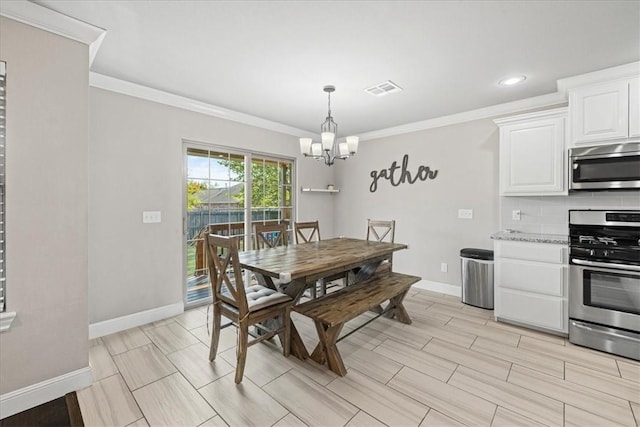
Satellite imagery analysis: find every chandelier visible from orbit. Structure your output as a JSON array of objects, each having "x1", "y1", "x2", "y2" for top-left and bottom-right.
[{"x1": 299, "y1": 85, "x2": 359, "y2": 166}]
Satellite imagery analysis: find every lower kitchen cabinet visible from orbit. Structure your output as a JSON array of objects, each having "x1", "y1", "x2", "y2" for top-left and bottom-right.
[{"x1": 494, "y1": 240, "x2": 568, "y2": 334}]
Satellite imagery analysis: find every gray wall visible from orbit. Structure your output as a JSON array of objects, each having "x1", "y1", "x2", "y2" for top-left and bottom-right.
[
  {"x1": 89, "y1": 87, "x2": 335, "y2": 324},
  {"x1": 334, "y1": 118, "x2": 500, "y2": 288},
  {"x1": 0, "y1": 17, "x2": 89, "y2": 394}
]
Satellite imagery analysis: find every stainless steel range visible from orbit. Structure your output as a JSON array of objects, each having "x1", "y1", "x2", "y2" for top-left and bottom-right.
[{"x1": 568, "y1": 210, "x2": 640, "y2": 360}]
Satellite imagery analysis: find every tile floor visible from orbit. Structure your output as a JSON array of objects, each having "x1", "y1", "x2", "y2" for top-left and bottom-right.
[{"x1": 80, "y1": 288, "x2": 640, "y2": 426}]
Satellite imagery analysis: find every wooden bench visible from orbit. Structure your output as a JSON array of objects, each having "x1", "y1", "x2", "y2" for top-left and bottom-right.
[{"x1": 293, "y1": 272, "x2": 420, "y2": 376}]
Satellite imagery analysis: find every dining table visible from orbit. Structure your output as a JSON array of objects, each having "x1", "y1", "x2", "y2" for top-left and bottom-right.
[{"x1": 238, "y1": 237, "x2": 408, "y2": 359}]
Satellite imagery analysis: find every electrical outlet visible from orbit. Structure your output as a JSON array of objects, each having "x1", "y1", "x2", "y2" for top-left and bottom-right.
[
  {"x1": 440, "y1": 262, "x2": 448, "y2": 273},
  {"x1": 458, "y1": 209, "x2": 473, "y2": 219},
  {"x1": 512, "y1": 210, "x2": 521, "y2": 221},
  {"x1": 142, "y1": 211, "x2": 162, "y2": 223}
]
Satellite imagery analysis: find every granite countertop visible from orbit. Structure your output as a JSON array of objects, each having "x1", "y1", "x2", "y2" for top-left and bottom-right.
[{"x1": 491, "y1": 231, "x2": 568, "y2": 245}]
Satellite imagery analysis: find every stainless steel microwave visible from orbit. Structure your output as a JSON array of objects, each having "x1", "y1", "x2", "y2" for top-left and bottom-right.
[{"x1": 569, "y1": 142, "x2": 640, "y2": 191}]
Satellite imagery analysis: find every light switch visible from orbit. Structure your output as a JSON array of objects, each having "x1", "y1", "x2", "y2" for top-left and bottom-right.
[
  {"x1": 458, "y1": 209, "x2": 473, "y2": 219},
  {"x1": 512, "y1": 210, "x2": 521, "y2": 221},
  {"x1": 142, "y1": 211, "x2": 162, "y2": 223}
]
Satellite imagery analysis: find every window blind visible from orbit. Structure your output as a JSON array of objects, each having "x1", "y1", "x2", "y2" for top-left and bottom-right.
[{"x1": 0, "y1": 61, "x2": 6, "y2": 312}]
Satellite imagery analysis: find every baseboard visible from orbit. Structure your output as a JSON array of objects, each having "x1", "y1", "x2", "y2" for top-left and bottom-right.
[
  {"x1": 0, "y1": 367, "x2": 92, "y2": 419},
  {"x1": 89, "y1": 301, "x2": 184, "y2": 339},
  {"x1": 413, "y1": 280, "x2": 461, "y2": 298}
]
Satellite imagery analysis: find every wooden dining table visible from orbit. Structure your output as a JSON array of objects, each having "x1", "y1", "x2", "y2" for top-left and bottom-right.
[{"x1": 238, "y1": 237, "x2": 408, "y2": 359}]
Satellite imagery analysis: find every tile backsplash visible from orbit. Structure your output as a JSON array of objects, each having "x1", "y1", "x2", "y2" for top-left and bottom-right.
[{"x1": 500, "y1": 191, "x2": 640, "y2": 235}]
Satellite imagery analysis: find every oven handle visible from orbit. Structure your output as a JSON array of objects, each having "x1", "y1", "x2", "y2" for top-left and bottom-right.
[
  {"x1": 571, "y1": 321, "x2": 640, "y2": 343},
  {"x1": 571, "y1": 258, "x2": 640, "y2": 272}
]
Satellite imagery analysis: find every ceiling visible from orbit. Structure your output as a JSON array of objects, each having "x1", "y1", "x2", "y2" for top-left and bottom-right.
[{"x1": 34, "y1": 0, "x2": 640, "y2": 137}]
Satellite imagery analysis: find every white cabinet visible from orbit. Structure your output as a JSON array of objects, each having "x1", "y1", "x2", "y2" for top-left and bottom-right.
[
  {"x1": 569, "y1": 76, "x2": 640, "y2": 146},
  {"x1": 494, "y1": 108, "x2": 567, "y2": 196},
  {"x1": 494, "y1": 241, "x2": 568, "y2": 335}
]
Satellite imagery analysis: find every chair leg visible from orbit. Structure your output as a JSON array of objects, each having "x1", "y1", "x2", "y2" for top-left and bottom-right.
[
  {"x1": 235, "y1": 319, "x2": 249, "y2": 384},
  {"x1": 209, "y1": 302, "x2": 222, "y2": 362},
  {"x1": 282, "y1": 308, "x2": 291, "y2": 358}
]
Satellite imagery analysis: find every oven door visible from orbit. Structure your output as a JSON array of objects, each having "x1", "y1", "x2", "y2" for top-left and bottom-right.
[{"x1": 569, "y1": 260, "x2": 640, "y2": 332}]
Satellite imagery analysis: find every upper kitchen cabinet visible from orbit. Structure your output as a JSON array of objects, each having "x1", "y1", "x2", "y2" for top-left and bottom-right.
[
  {"x1": 494, "y1": 108, "x2": 567, "y2": 196},
  {"x1": 569, "y1": 76, "x2": 640, "y2": 147}
]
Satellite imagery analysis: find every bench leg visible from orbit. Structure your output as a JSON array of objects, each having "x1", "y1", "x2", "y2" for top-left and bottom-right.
[
  {"x1": 369, "y1": 304, "x2": 384, "y2": 315},
  {"x1": 387, "y1": 289, "x2": 412, "y2": 324},
  {"x1": 310, "y1": 321, "x2": 347, "y2": 376}
]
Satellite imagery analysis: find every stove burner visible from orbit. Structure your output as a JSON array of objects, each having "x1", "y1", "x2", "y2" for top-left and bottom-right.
[
  {"x1": 571, "y1": 210, "x2": 640, "y2": 267},
  {"x1": 579, "y1": 236, "x2": 598, "y2": 244},
  {"x1": 597, "y1": 237, "x2": 618, "y2": 246}
]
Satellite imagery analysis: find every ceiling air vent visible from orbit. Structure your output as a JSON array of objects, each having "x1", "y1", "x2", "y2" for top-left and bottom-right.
[{"x1": 364, "y1": 80, "x2": 403, "y2": 97}]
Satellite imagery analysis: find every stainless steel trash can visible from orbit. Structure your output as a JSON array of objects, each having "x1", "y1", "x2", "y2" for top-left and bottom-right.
[{"x1": 460, "y1": 248, "x2": 494, "y2": 309}]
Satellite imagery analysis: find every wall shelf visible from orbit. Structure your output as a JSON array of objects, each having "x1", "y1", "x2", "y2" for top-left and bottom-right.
[{"x1": 301, "y1": 187, "x2": 340, "y2": 193}]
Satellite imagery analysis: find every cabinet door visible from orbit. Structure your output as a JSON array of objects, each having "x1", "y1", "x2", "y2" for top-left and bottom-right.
[
  {"x1": 570, "y1": 80, "x2": 629, "y2": 145},
  {"x1": 500, "y1": 117, "x2": 565, "y2": 195},
  {"x1": 498, "y1": 289, "x2": 566, "y2": 333},
  {"x1": 629, "y1": 77, "x2": 639, "y2": 138},
  {"x1": 499, "y1": 260, "x2": 565, "y2": 296}
]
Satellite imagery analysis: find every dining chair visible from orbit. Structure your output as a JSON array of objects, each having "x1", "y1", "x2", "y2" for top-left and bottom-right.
[
  {"x1": 195, "y1": 222, "x2": 246, "y2": 276},
  {"x1": 294, "y1": 220, "x2": 321, "y2": 243},
  {"x1": 366, "y1": 219, "x2": 396, "y2": 274},
  {"x1": 254, "y1": 222, "x2": 288, "y2": 249},
  {"x1": 205, "y1": 233, "x2": 292, "y2": 384},
  {"x1": 294, "y1": 220, "x2": 348, "y2": 297},
  {"x1": 254, "y1": 222, "x2": 289, "y2": 292}
]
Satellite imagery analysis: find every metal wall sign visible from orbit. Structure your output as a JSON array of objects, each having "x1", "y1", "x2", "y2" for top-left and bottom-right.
[{"x1": 370, "y1": 154, "x2": 438, "y2": 192}]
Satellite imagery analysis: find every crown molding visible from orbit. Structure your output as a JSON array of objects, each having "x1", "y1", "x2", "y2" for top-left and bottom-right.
[
  {"x1": 557, "y1": 61, "x2": 640, "y2": 93},
  {"x1": 493, "y1": 106, "x2": 568, "y2": 126},
  {"x1": 359, "y1": 91, "x2": 567, "y2": 141},
  {"x1": 91, "y1": 71, "x2": 567, "y2": 142},
  {"x1": 90, "y1": 73, "x2": 317, "y2": 139},
  {"x1": 91, "y1": 61, "x2": 640, "y2": 143},
  {"x1": 0, "y1": 0, "x2": 106, "y2": 65}
]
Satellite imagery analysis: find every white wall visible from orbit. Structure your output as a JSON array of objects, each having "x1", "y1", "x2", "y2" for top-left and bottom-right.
[
  {"x1": 0, "y1": 17, "x2": 89, "y2": 394},
  {"x1": 88, "y1": 87, "x2": 335, "y2": 324},
  {"x1": 334, "y1": 118, "x2": 500, "y2": 288}
]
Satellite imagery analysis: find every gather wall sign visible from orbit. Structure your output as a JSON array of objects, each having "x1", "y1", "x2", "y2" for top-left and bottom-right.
[{"x1": 369, "y1": 154, "x2": 438, "y2": 193}]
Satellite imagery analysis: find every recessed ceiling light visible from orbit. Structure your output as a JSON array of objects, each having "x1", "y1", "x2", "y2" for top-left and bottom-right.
[{"x1": 498, "y1": 75, "x2": 527, "y2": 86}]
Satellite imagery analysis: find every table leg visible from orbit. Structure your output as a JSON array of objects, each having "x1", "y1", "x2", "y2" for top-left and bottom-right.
[
  {"x1": 354, "y1": 260, "x2": 382, "y2": 282},
  {"x1": 356, "y1": 260, "x2": 385, "y2": 313},
  {"x1": 252, "y1": 274, "x2": 310, "y2": 359},
  {"x1": 289, "y1": 322, "x2": 309, "y2": 359},
  {"x1": 255, "y1": 273, "x2": 277, "y2": 290}
]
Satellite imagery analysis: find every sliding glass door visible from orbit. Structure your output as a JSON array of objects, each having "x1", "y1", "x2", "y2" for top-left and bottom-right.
[{"x1": 183, "y1": 142, "x2": 294, "y2": 307}]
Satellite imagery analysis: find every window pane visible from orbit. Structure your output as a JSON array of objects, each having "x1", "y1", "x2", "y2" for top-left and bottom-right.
[
  {"x1": 186, "y1": 149, "x2": 211, "y2": 179},
  {"x1": 282, "y1": 163, "x2": 292, "y2": 185}
]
